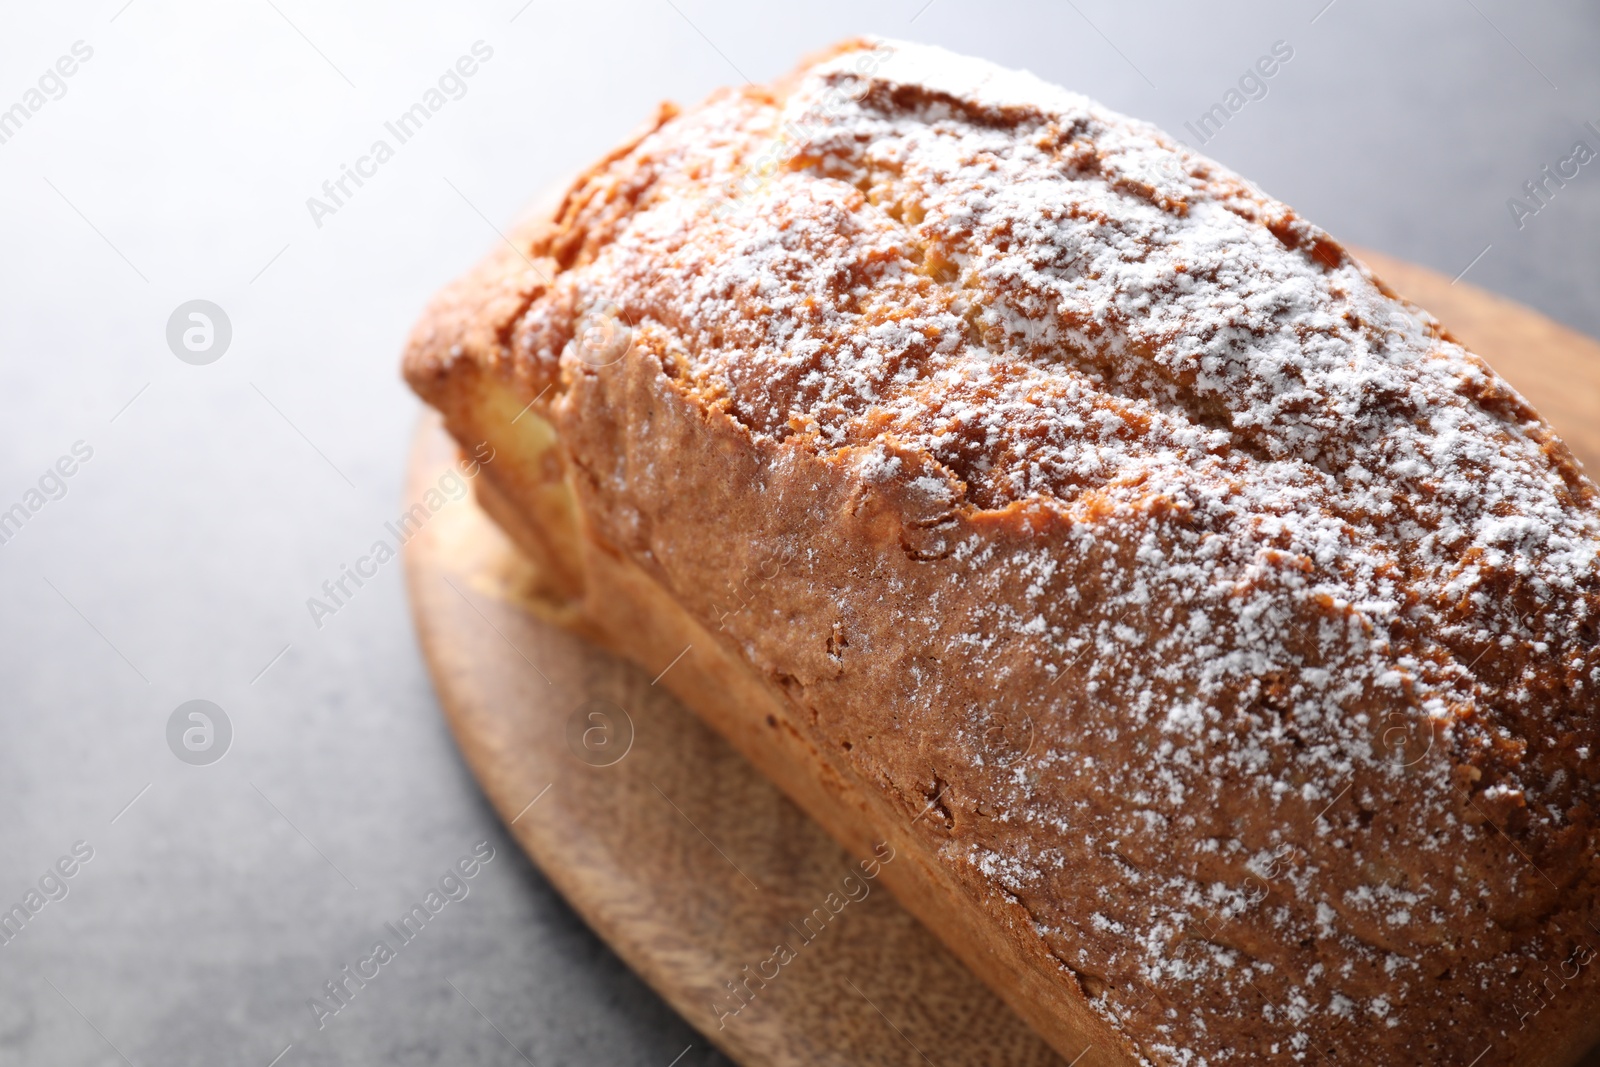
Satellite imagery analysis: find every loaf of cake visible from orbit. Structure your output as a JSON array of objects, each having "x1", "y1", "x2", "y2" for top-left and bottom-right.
[{"x1": 404, "y1": 39, "x2": 1600, "y2": 1066}]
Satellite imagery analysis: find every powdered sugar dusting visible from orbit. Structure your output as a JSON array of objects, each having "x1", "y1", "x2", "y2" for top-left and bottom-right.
[{"x1": 509, "y1": 39, "x2": 1600, "y2": 1066}]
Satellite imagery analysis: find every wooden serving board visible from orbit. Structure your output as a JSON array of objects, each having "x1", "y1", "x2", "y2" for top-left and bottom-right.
[{"x1": 403, "y1": 248, "x2": 1600, "y2": 1067}]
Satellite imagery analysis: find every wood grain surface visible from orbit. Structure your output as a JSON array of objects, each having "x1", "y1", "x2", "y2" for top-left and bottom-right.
[
  {"x1": 404, "y1": 249, "x2": 1600, "y2": 1067},
  {"x1": 403, "y1": 419, "x2": 1069, "y2": 1067}
]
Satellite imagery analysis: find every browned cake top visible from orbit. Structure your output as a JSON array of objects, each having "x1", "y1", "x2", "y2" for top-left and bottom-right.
[{"x1": 423, "y1": 39, "x2": 1600, "y2": 1065}]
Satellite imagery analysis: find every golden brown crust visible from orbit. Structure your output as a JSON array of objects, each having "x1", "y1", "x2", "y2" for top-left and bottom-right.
[{"x1": 405, "y1": 39, "x2": 1600, "y2": 1066}]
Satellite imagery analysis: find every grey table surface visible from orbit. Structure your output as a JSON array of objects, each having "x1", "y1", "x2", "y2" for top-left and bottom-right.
[{"x1": 1, "y1": 2, "x2": 1596, "y2": 1065}]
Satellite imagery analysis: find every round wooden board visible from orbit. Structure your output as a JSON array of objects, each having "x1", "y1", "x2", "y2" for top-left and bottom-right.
[
  {"x1": 403, "y1": 248, "x2": 1600, "y2": 1067},
  {"x1": 403, "y1": 422, "x2": 1068, "y2": 1067}
]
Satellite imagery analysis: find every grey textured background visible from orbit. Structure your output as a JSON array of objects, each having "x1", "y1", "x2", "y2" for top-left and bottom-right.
[{"x1": 1, "y1": 2, "x2": 1596, "y2": 1065}]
